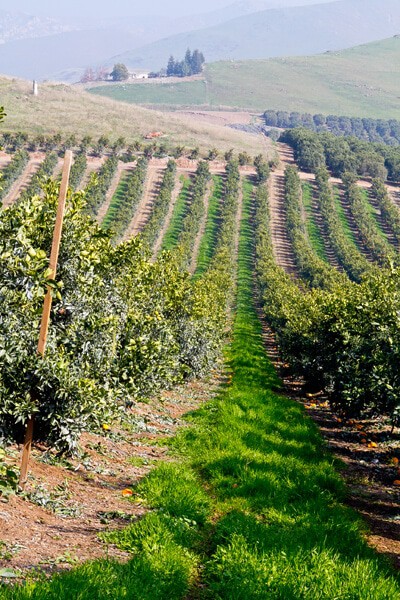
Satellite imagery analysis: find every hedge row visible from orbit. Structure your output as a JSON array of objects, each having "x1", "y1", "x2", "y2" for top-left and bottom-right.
[
  {"x1": 314, "y1": 167, "x2": 371, "y2": 282},
  {"x1": 256, "y1": 177, "x2": 400, "y2": 423},
  {"x1": 370, "y1": 178, "x2": 400, "y2": 246},
  {"x1": 102, "y1": 157, "x2": 148, "y2": 241},
  {"x1": 18, "y1": 151, "x2": 58, "y2": 203},
  {"x1": 342, "y1": 173, "x2": 396, "y2": 266},
  {"x1": 174, "y1": 160, "x2": 211, "y2": 270},
  {"x1": 284, "y1": 166, "x2": 346, "y2": 289},
  {"x1": 69, "y1": 152, "x2": 88, "y2": 191},
  {"x1": 140, "y1": 159, "x2": 176, "y2": 248},
  {"x1": 0, "y1": 149, "x2": 29, "y2": 201},
  {"x1": 85, "y1": 154, "x2": 119, "y2": 216}
]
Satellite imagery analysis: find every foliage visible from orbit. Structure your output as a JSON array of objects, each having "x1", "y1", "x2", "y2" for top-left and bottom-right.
[
  {"x1": 102, "y1": 157, "x2": 148, "y2": 241},
  {"x1": 342, "y1": 173, "x2": 396, "y2": 266},
  {"x1": 0, "y1": 183, "x2": 227, "y2": 452},
  {"x1": 68, "y1": 153, "x2": 87, "y2": 191},
  {"x1": 256, "y1": 176, "x2": 400, "y2": 421},
  {"x1": 282, "y1": 128, "x2": 389, "y2": 179},
  {"x1": 314, "y1": 167, "x2": 371, "y2": 281},
  {"x1": 166, "y1": 49, "x2": 205, "y2": 78},
  {"x1": 141, "y1": 160, "x2": 176, "y2": 248},
  {"x1": 84, "y1": 155, "x2": 118, "y2": 216},
  {"x1": 110, "y1": 63, "x2": 129, "y2": 82},
  {"x1": 18, "y1": 152, "x2": 58, "y2": 203},
  {"x1": 254, "y1": 154, "x2": 270, "y2": 183},
  {"x1": 370, "y1": 177, "x2": 400, "y2": 246},
  {"x1": 264, "y1": 109, "x2": 400, "y2": 146},
  {"x1": 0, "y1": 149, "x2": 29, "y2": 201},
  {"x1": 0, "y1": 448, "x2": 18, "y2": 500},
  {"x1": 283, "y1": 166, "x2": 346, "y2": 289},
  {"x1": 174, "y1": 160, "x2": 211, "y2": 270}
]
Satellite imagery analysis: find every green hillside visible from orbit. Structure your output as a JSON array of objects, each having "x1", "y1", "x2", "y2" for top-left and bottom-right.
[
  {"x1": 0, "y1": 77, "x2": 267, "y2": 155},
  {"x1": 89, "y1": 37, "x2": 400, "y2": 118}
]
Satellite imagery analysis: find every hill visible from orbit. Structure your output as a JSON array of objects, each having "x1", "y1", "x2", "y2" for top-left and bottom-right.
[
  {"x1": 89, "y1": 36, "x2": 400, "y2": 119},
  {"x1": 0, "y1": 76, "x2": 268, "y2": 155},
  {"x1": 0, "y1": 29, "x2": 149, "y2": 81},
  {"x1": 105, "y1": 0, "x2": 400, "y2": 71},
  {"x1": 0, "y1": 2, "x2": 331, "y2": 82}
]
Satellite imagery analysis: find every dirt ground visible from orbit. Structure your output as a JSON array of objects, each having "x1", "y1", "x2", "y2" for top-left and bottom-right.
[
  {"x1": 0, "y1": 372, "x2": 222, "y2": 577},
  {"x1": 174, "y1": 110, "x2": 259, "y2": 128}
]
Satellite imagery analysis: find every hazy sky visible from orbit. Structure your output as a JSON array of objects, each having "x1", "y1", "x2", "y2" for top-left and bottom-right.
[
  {"x1": 2, "y1": 1, "x2": 240, "y2": 17},
  {"x1": 0, "y1": 0, "x2": 336, "y2": 19}
]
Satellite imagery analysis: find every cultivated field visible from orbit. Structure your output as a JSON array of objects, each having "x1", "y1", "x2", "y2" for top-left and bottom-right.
[{"x1": 1, "y1": 133, "x2": 400, "y2": 597}]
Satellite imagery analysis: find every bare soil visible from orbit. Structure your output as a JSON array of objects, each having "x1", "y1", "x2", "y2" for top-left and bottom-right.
[
  {"x1": 152, "y1": 173, "x2": 185, "y2": 259},
  {"x1": 123, "y1": 165, "x2": 166, "y2": 241},
  {"x1": 268, "y1": 170, "x2": 298, "y2": 277},
  {"x1": 174, "y1": 110, "x2": 257, "y2": 129},
  {"x1": 0, "y1": 373, "x2": 222, "y2": 577},
  {"x1": 79, "y1": 155, "x2": 106, "y2": 189},
  {"x1": 2, "y1": 152, "x2": 45, "y2": 207}
]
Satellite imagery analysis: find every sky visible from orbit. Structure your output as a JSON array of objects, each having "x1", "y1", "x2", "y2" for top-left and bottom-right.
[
  {"x1": 1, "y1": 1, "x2": 241, "y2": 18},
  {"x1": 0, "y1": 0, "x2": 337, "y2": 19}
]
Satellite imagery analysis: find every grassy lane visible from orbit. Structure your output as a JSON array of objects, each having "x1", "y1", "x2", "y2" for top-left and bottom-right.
[
  {"x1": 4, "y1": 180, "x2": 400, "y2": 598},
  {"x1": 101, "y1": 172, "x2": 129, "y2": 229},
  {"x1": 333, "y1": 185, "x2": 360, "y2": 248},
  {"x1": 302, "y1": 181, "x2": 328, "y2": 262},
  {"x1": 359, "y1": 187, "x2": 390, "y2": 242},
  {"x1": 160, "y1": 174, "x2": 191, "y2": 252},
  {"x1": 194, "y1": 174, "x2": 224, "y2": 278}
]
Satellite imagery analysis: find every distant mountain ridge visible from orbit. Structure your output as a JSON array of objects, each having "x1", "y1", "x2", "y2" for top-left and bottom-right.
[
  {"x1": 0, "y1": 0, "x2": 397, "y2": 82},
  {"x1": 0, "y1": 10, "x2": 76, "y2": 43},
  {"x1": 107, "y1": 0, "x2": 400, "y2": 71}
]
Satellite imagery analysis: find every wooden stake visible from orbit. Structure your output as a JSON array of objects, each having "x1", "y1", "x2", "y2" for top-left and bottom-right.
[{"x1": 19, "y1": 151, "x2": 72, "y2": 490}]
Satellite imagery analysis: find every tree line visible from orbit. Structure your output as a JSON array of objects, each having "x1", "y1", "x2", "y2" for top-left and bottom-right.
[
  {"x1": 264, "y1": 109, "x2": 400, "y2": 146},
  {"x1": 165, "y1": 49, "x2": 205, "y2": 78},
  {"x1": 281, "y1": 127, "x2": 400, "y2": 181}
]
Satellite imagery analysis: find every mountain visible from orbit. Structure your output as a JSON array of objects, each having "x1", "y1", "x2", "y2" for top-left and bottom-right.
[
  {"x1": 107, "y1": 0, "x2": 400, "y2": 71},
  {"x1": 0, "y1": 1, "x2": 338, "y2": 82},
  {"x1": 0, "y1": 29, "x2": 148, "y2": 81},
  {"x1": 0, "y1": 9, "x2": 75, "y2": 43}
]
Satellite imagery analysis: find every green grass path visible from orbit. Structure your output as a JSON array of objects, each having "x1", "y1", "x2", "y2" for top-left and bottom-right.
[
  {"x1": 302, "y1": 182, "x2": 328, "y2": 262},
  {"x1": 359, "y1": 187, "x2": 390, "y2": 242},
  {"x1": 333, "y1": 185, "x2": 360, "y2": 247},
  {"x1": 194, "y1": 174, "x2": 223, "y2": 278},
  {"x1": 161, "y1": 174, "x2": 191, "y2": 252},
  {"x1": 101, "y1": 171, "x2": 129, "y2": 229},
  {"x1": 3, "y1": 179, "x2": 400, "y2": 598}
]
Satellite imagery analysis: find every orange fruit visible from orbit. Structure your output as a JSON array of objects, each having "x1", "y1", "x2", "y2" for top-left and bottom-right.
[
  {"x1": 121, "y1": 489, "x2": 133, "y2": 497},
  {"x1": 393, "y1": 480, "x2": 400, "y2": 486},
  {"x1": 368, "y1": 442, "x2": 377, "y2": 448}
]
